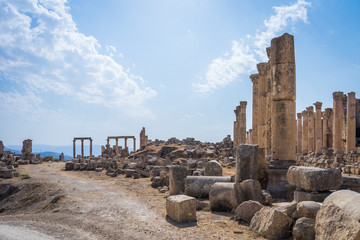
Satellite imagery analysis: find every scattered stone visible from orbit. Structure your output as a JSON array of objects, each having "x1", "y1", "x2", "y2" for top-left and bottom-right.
[
  {"x1": 292, "y1": 217, "x2": 315, "y2": 240},
  {"x1": 204, "y1": 160, "x2": 222, "y2": 176},
  {"x1": 240, "y1": 179, "x2": 264, "y2": 204},
  {"x1": 169, "y1": 165, "x2": 187, "y2": 195},
  {"x1": 235, "y1": 144, "x2": 258, "y2": 182},
  {"x1": 166, "y1": 195, "x2": 197, "y2": 223},
  {"x1": 209, "y1": 182, "x2": 244, "y2": 211},
  {"x1": 185, "y1": 176, "x2": 232, "y2": 198},
  {"x1": 292, "y1": 201, "x2": 321, "y2": 219},
  {"x1": 235, "y1": 200, "x2": 263, "y2": 223},
  {"x1": 275, "y1": 202, "x2": 297, "y2": 217}
]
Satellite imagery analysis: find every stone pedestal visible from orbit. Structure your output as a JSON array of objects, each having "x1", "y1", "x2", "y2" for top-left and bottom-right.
[{"x1": 235, "y1": 144, "x2": 258, "y2": 183}]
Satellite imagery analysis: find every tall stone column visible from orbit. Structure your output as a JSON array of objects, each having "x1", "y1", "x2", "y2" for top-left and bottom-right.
[
  {"x1": 267, "y1": 33, "x2": 297, "y2": 199},
  {"x1": 73, "y1": 139, "x2": 76, "y2": 158},
  {"x1": 107, "y1": 138, "x2": 109, "y2": 146},
  {"x1": 81, "y1": 139, "x2": 84, "y2": 158},
  {"x1": 346, "y1": 92, "x2": 356, "y2": 153},
  {"x1": 116, "y1": 138, "x2": 118, "y2": 147},
  {"x1": 90, "y1": 139, "x2": 93, "y2": 157},
  {"x1": 307, "y1": 106, "x2": 315, "y2": 153},
  {"x1": 333, "y1": 92, "x2": 344, "y2": 154},
  {"x1": 239, "y1": 101, "x2": 247, "y2": 144},
  {"x1": 323, "y1": 108, "x2": 333, "y2": 148},
  {"x1": 233, "y1": 105, "x2": 240, "y2": 148},
  {"x1": 297, "y1": 113, "x2": 302, "y2": 154},
  {"x1": 314, "y1": 102, "x2": 323, "y2": 155},
  {"x1": 257, "y1": 62, "x2": 268, "y2": 149},
  {"x1": 302, "y1": 110, "x2": 308, "y2": 154},
  {"x1": 125, "y1": 138, "x2": 128, "y2": 149},
  {"x1": 133, "y1": 137, "x2": 136, "y2": 152},
  {"x1": 265, "y1": 58, "x2": 273, "y2": 156},
  {"x1": 250, "y1": 74, "x2": 259, "y2": 145}
]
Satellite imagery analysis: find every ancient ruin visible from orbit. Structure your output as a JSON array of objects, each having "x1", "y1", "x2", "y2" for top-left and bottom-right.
[
  {"x1": 73, "y1": 137, "x2": 93, "y2": 158},
  {"x1": 139, "y1": 127, "x2": 148, "y2": 149}
]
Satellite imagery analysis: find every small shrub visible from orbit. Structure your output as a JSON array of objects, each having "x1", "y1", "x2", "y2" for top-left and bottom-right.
[{"x1": 20, "y1": 174, "x2": 31, "y2": 179}]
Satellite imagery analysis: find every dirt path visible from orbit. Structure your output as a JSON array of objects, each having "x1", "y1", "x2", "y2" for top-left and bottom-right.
[{"x1": 0, "y1": 163, "x2": 263, "y2": 240}]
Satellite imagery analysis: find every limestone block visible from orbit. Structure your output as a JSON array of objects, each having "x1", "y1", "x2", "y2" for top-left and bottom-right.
[
  {"x1": 235, "y1": 200, "x2": 263, "y2": 223},
  {"x1": 271, "y1": 63, "x2": 296, "y2": 101},
  {"x1": 185, "y1": 176, "x2": 232, "y2": 198},
  {"x1": 292, "y1": 201, "x2": 321, "y2": 219},
  {"x1": 240, "y1": 179, "x2": 264, "y2": 204},
  {"x1": 204, "y1": 160, "x2": 222, "y2": 176},
  {"x1": 292, "y1": 217, "x2": 315, "y2": 240},
  {"x1": 209, "y1": 182, "x2": 244, "y2": 211},
  {"x1": 65, "y1": 162, "x2": 74, "y2": 171},
  {"x1": 275, "y1": 202, "x2": 297, "y2": 217},
  {"x1": 74, "y1": 163, "x2": 80, "y2": 170},
  {"x1": 294, "y1": 190, "x2": 330, "y2": 203},
  {"x1": 315, "y1": 202, "x2": 360, "y2": 240},
  {"x1": 250, "y1": 207, "x2": 293, "y2": 240},
  {"x1": 271, "y1": 100, "x2": 296, "y2": 161},
  {"x1": 166, "y1": 195, "x2": 197, "y2": 223},
  {"x1": 235, "y1": 144, "x2": 258, "y2": 183},
  {"x1": 323, "y1": 190, "x2": 360, "y2": 222},
  {"x1": 169, "y1": 165, "x2": 187, "y2": 195},
  {"x1": 287, "y1": 166, "x2": 342, "y2": 192},
  {"x1": 270, "y1": 33, "x2": 295, "y2": 64}
]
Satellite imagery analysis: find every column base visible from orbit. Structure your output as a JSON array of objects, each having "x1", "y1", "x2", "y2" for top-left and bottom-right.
[{"x1": 266, "y1": 160, "x2": 296, "y2": 200}]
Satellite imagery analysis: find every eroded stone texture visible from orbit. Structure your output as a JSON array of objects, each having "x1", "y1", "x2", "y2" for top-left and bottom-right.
[
  {"x1": 239, "y1": 101, "x2": 247, "y2": 145},
  {"x1": 314, "y1": 102, "x2": 323, "y2": 155},
  {"x1": 315, "y1": 190, "x2": 360, "y2": 240},
  {"x1": 233, "y1": 105, "x2": 240, "y2": 149},
  {"x1": 184, "y1": 176, "x2": 232, "y2": 198},
  {"x1": 235, "y1": 144, "x2": 258, "y2": 183},
  {"x1": 209, "y1": 182, "x2": 244, "y2": 211},
  {"x1": 258, "y1": 63, "x2": 268, "y2": 148},
  {"x1": 22, "y1": 139, "x2": 32, "y2": 155},
  {"x1": 169, "y1": 165, "x2": 187, "y2": 195},
  {"x1": 293, "y1": 217, "x2": 315, "y2": 240},
  {"x1": 140, "y1": 127, "x2": 148, "y2": 149},
  {"x1": 166, "y1": 195, "x2": 197, "y2": 223},
  {"x1": 250, "y1": 207, "x2": 293, "y2": 240},
  {"x1": 286, "y1": 166, "x2": 342, "y2": 192},
  {"x1": 346, "y1": 92, "x2": 356, "y2": 153},
  {"x1": 292, "y1": 201, "x2": 321, "y2": 219},
  {"x1": 322, "y1": 108, "x2": 333, "y2": 149},
  {"x1": 333, "y1": 92, "x2": 344, "y2": 154},
  {"x1": 235, "y1": 200, "x2": 263, "y2": 223}
]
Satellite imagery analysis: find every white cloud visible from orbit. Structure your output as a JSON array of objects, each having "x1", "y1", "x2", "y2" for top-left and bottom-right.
[
  {"x1": 0, "y1": 0, "x2": 157, "y2": 118},
  {"x1": 193, "y1": 0, "x2": 311, "y2": 95}
]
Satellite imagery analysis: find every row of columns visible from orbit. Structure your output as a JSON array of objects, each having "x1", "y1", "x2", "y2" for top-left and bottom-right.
[
  {"x1": 107, "y1": 136, "x2": 136, "y2": 153},
  {"x1": 297, "y1": 91, "x2": 357, "y2": 155},
  {"x1": 73, "y1": 138, "x2": 92, "y2": 158}
]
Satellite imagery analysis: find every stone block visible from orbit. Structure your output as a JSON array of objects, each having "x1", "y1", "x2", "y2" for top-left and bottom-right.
[
  {"x1": 204, "y1": 160, "x2": 222, "y2": 176},
  {"x1": 292, "y1": 201, "x2": 321, "y2": 219},
  {"x1": 270, "y1": 33, "x2": 295, "y2": 64},
  {"x1": 235, "y1": 144, "x2": 258, "y2": 183},
  {"x1": 250, "y1": 207, "x2": 293, "y2": 240},
  {"x1": 169, "y1": 165, "x2": 187, "y2": 195},
  {"x1": 184, "y1": 176, "x2": 232, "y2": 198},
  {"x1": 275, "y1": 202, "x2": 297, "y2": 217},
  {"x1": 65, "y1": 162, "x2": 74, "y2": 171},
  {"x1": 240, "y1": 179, "x2": 264, "y2": 204},
  {"x1": 271, "y1": 63, "x2": 296, "y2": 101},
  {"x1": 166, "y1": 195, "x2": 196, "y2": 223},
  {"x1": 323, "y1": 190, "x2": 360, "y2": 222},
  {"x1": 292, "y1": 217, "x2": 315, "y2": 240},
  {"x1": 287, "y1": 166, "x2": 342, "y2": 192},
  {"x1": 294, "y1": 190, "x2": 331, "y2": 203},
  {"x1": 209, "y1": 182, "x2": 244, "y2": 211},
  {"x1": 235, "y1": 200, "x2": 263, "y2": 223}
]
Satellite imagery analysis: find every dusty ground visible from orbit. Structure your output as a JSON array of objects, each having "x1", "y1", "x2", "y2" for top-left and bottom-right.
[{"x1": 0, "y1": 162, "x2": 264, "y2": 240}]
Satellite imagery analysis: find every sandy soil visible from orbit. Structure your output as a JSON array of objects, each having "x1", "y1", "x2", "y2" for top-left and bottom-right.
[{"x1": 0, "y1": 162, "x2": 264, "y2": 240}]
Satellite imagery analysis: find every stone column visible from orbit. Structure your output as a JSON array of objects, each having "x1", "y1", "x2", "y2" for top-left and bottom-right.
[
  {"x1": 235, "y1": 144, "x2": 258, "y2": 183},
  {"x1": 233, "y1": 105, "x2": 240, "y2": 148},
  {"x1": 333, "y1": 92, "x2": 344, "y2": 154},
  {"x1": 302, "y1": 110, "x2": 308, "y2": 154},
  {"x1": 314, "y1": 102, "x2": 323, "y2": 155},
  {"x1": 265, "y1": 59, "x2": 273, "y2": 156},
  {"x1": 90, "y1": 139, "x2": 93, "y2": 157},
  {"x1": 249, "y1": 129, "x2": 253, "y2": 144},
  {"x1": 257, "y1": 62, "x2": 268, "y2": 149},
  {"x1": 73, "y1": 139, "x2": 76, "y2": 158},
  {"x1": 267, "y1": 33, "x2": 296, "y2": 199},
  {"x1": 323, "y1": 108, "x2": 333, "y2": 148},
  {"x1": 107, "y1": 138, "x2": 109, "y2": 146},
  {"x1": 133, "y1": 137, "x2": 136, "y2": 152},
  {"x1": 307, "y1": 106, "x2": 315, "y2": 153},
  {"x1": 116, "y1": 138, "x2": 118, "y2": 147},
  {"x1": 346, "y1": 92, "x2": 356, "y2": 153},
  {"x1": 250, "y1": 74, "x2": 259, "y2": 144},
  {"x1": 81, "y1": 139, "x2": 84, "y2": 158},
  {"x1": 239, "y1": 101, "x2": 247, "y2": 145},
  {"x1": 297, "y1": 113, "x2": 302, "y2": 154},
  {"x1": 169, "y1": 165, "x2": 187, "y2": 195},
  {"x1": 124, "y1": 138, "x2": 128, "y2": 149}
]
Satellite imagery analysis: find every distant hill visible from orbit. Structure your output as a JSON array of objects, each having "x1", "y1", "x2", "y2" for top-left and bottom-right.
[
  {"x1": 40, "y1": 152, "x2": 72, "y2": 161},
  {"x1": 4, "y1": 147, "x2": 21, "y2": 154}
]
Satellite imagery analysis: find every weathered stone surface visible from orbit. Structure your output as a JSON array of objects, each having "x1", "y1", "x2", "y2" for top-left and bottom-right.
[
  {"x1": 240, "y1": 179, "x2": 264, "y2": 204},
  {"x1": 65, "y1": 162, "x2": 74, "y2": 171},
  {"x1": 292, "y1": 217, "x2": 315, "y2": 240},
  {"x1": 235, "y1": 200, "x2": 263, "y2": 223},
  {"x1": 169, "y1": 165, "x2": 187, "y2": 195},
  {"x1": 235, "y1": 144, "x2": 258, "y2": 183},
  {"x1": 209, "y1": 182, "x2": 244, "y2": 211},
  {"x1": 292, "y1": 201, "x2": 321, "y2": 219},
  {"x1": 315, "y1": 202, "x2": 360, "y2": 240},
  {"x1": 323, "y1": 190, "x2": 360, "y2": 222},
  {"x1": 270, "y1": 33, "x2": 295, "y2": 64},
  {"x1": 185, "y1": 176, "x2": 232, "y2": 198},
  {"x1": 261, "y1": 190, "x2": 273, "y2": 206},
  {"x1": 204, "y1": 160, "x2": 222, "y2": 176},
  {"x1": 166, "y1": 195, "x2": 196, "y2": 223},
  {"x1": 286, "y1": 166, "x2": 342, "y2": 192},
  {"x1": 250, "y1": 207, "x2": 293, "y2": 240},
  {"x1": 294, "y1": 190, "x2": 330, "y2": 203},
  {"x1": 275, "y1": 202, "x2": 297, "y2": 217}
]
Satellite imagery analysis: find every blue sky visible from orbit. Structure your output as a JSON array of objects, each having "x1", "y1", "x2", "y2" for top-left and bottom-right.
[{"x1": 0, "y1": 0, "x2": 359, "y2": 149}]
